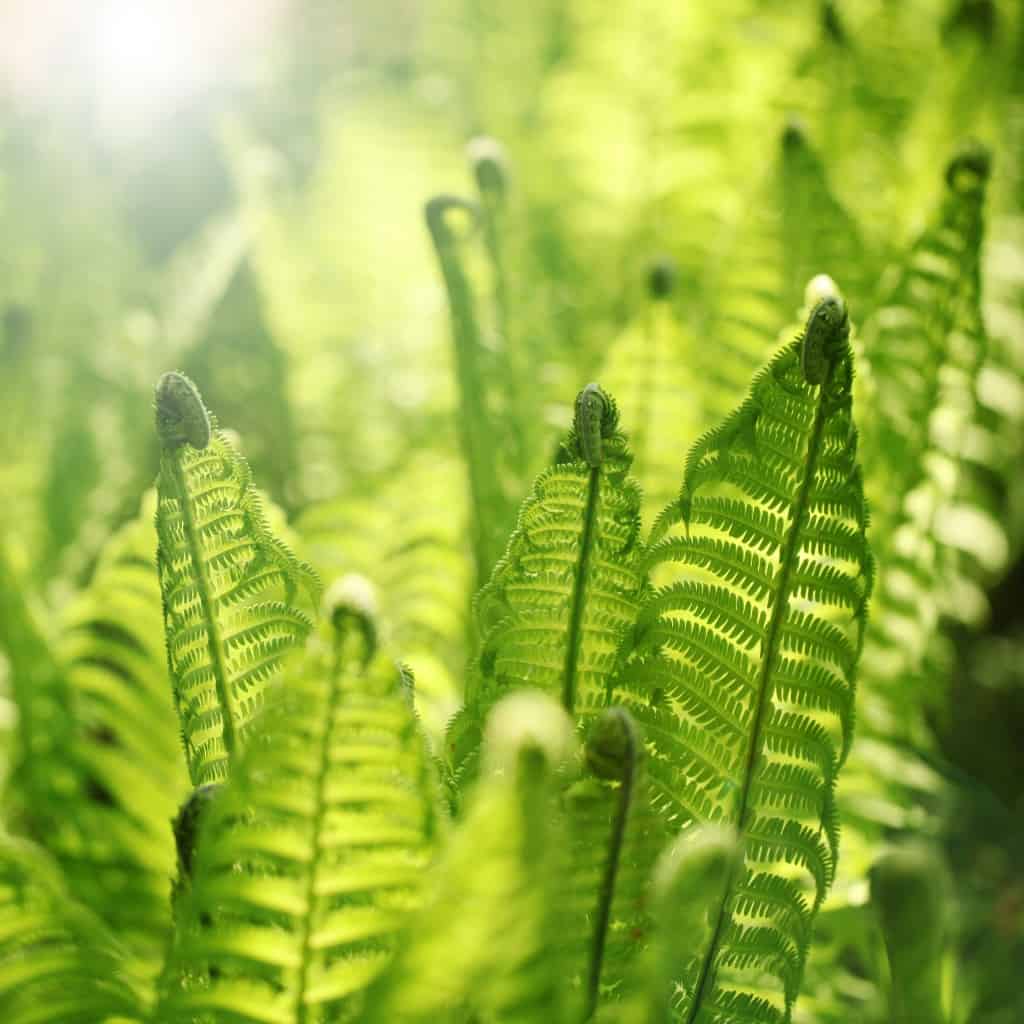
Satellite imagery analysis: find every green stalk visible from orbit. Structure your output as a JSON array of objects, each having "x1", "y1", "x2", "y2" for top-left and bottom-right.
[{"x1": 584, "y1": 709, "x2": 640, "y2": 1021}]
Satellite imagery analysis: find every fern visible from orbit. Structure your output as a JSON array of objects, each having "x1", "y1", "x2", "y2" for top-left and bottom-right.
[
  {"x1": 449, "y1": 383, "x2": 647, "y2": 783},
  {"x1": 596, "y1": 260, "x2": 704, "y2": 527},
  {"x1": 155, "y1": 372, "x2": 319, "y2": 785},
  {"x1": 425, "y1": 190, "x2": 522, "y2": 584},
  {"x1": 297, "y1": 450, "x2": 469, "y2": 743},
  {"x1": 0, "y1": 835, "x2": 147, "y2": 1023},
  {"x1": 155, "y1": 575, "x2": 439, "y2": 1023},
  {"x1": 568, "y1": 708, "x2": 671, "y2": 1014},
  {"x1": 857, "y1": 145, "x2": 992, "y2": 711},
  {"x1": 54, "y1": 493, "x2": 189, "y2": 960},
  {"x1": 693, "y1": 123, "x2": 871, "y2": 429},
  {"x1": 365, "y1": 692, "x2": 578, "y2": 1024},
  {"x1": 616, "y1": 295, "x2": 872, "y2": 1021},
  {"x1": 611, "y1": 826, "x2": 738, "y2": 1024}
]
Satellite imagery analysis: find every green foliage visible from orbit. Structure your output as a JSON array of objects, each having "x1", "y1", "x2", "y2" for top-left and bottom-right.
[
  {"x1": 0, "y1": 4, "x2": 1023, "y2": 1024},
  {"x1": 0, "y1": 836, "x2": 146, "y2": 1024},
  {"x1": 871, "y1": 844, "x2": 950, "y2": 1024},
  {"x1": 155, "y1": 373, "x2": 319, "y2": 785},
  {"x1": 621, "y1": 299, "x2": 871, "y2": 1021},
  {"x1": 156, "y1": 577, "x2": 439, "y2": 1023},
  {"x1": 449, "y1": 383, "x2": 646, "y2": 783}
]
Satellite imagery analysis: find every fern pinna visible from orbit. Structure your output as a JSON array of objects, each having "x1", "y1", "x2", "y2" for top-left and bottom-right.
[
  {"x1": 158, "y1": 575, "x2": 439, "y2": 1023},
  {"x1": 618, "y1": 293, "x2": 873, "y2": 1021},
  {"x1": 155, "y1": 372, "x2": 319, "y2": 785}
]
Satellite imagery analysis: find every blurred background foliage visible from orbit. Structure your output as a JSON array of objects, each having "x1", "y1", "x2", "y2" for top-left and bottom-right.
[{"x1": 0, "y1": 0, "x2": 1022, "y2": 1020}]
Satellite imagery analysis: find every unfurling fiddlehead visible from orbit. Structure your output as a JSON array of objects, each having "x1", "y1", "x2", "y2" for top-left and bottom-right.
[
  {"x1": 155, "y1": 372, "x2": 318, "y2": 785},
  {"x1": 155, "y1": 371, "x2": 211, "y2": 451},
  {"x1": 800, "y1": 293, "x2": 849, "y2": 387},
  {"x1": 583, "y1": 708, "x2": 641, "y2": 1020}
]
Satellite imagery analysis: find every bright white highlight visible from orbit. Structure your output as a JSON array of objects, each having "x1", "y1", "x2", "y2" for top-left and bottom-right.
[{"x1": 90, "y1": 1, "x2": 202, "y2": 110}]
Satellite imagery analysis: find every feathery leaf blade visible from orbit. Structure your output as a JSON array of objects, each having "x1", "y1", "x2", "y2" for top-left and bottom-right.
[
  {"x1": 450, "y1": 384, "x2": 647, "y2": 786},
  {"x1": 0, "y1": 836, "x2": 147, "y2": 1024},
  {"x1": 627, "y1": 294, "x2": 872, "y2": 1022},
  {"x1": 154, "y1": 372, "x2": 319, "y2": 785},
  {"x1": 156, "y1": 577, "x2": 439, "y2": 1024}
]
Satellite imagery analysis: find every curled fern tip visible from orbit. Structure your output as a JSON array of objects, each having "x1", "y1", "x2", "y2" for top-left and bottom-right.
[
  {"x1": 801, "y1": 294, "x2": 849, "y2": 385},
  {"x1": 945, "y1": 140, "x2": 991, "y2": 193},
  {"x1": 467, "y1": 135, "x2": 509, "y2": 200},
  {"x1": 155, "y1": 371, "x2": 211, "y2": 450},
  {"x1": 647, "y1": 256, "x2": 678, "y2": 300},
  {"x1": 574, "y1": 382, "x2": 617, "y2": 467}
]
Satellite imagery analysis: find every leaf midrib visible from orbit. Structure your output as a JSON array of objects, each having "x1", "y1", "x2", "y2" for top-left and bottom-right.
[
  {"x1": 293, "y1": 638, "x2": 348, "y2": 1023},
  {"x1": 170, "y1": 453, "x2": 239, "y2": 774},
  {"x1": 684, "y1": 360, "x2": 834, "y2": 1023},
  {"x1": 562, "y1": 466, "x2": 601, "y2": 713}
]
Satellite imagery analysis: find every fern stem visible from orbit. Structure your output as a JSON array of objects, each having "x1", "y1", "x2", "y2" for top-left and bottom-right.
[
  {"x1": 169, "y1": 455, "x2": 239, "y2": 765},
  {"x1": 425, "y1": 196, "x2": 505, "y2": 582},
  {"x1": 583, "y1": 710, "x2": 639, "y2": 1021},
  {"x1": 562, "y1": 467, "x2": 601, "y2": 713},
  {"x1": 684, "y1": 362, "x2": 834, "y2": 1022}
]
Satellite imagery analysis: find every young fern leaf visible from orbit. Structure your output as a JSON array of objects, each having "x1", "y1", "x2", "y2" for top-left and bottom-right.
[
  {"x1": 0, "y1": 836, "x2": 147, "y2": 1023},
  {"x1": 856, "y1": 144, "x2": 991, "y2": 714},
  {"x1": 297, "y1": 450, "x2": 469, "y2": 744},
  {"x1": 425, "y1": 195, "x2": 519, "y2": 583},
  {"x1": 365, "y1": 693, "x2": 577, "y2": 1024},
  {"x1": 596, "y1": 260, "x2": 703, "y2": 527},
  {"x1": 155, "y1": 575, "x2": 439, "y2": 1024},
  {"x1": 56, "y1": 493, "x2": 189, "y2": 960},
  {"x1": 625, "y1": 296, "x2": 873, "y2": 1022},
  {"x1": 612, "y1": 827, "x2": 738, "y2": 1024},
  {"x1": 561, "y1": 716, "x2": 670, "y2": 1017},
  {"x1": 448, "y1": 384, "x2": 646, "y2": 784},
  {"x1": 0, "y1": 496, "x2": 188, "y2": 967},
  {"x1": 155, "y1": 371, "x2": 319, "y2": 785},
  {"x1": 694, "y1": 123, "x2": 870, "y2": 430}
]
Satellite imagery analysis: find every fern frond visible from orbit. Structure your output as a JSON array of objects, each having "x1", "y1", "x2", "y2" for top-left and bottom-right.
[
  {"x1": 156, "y1": 575, "x2": 439, "y2": 1023},
  {"x1": 365, "y1": 692, "x2": 577, "y2": 1024},
  {"x1": 449, "y1": 383, "x2": 647, "y2": 781},
  {"x1": 155, "y1": 372, "x2": 319, "y2": 785},
  {"x1": 610, "y1": 826, "x2": 738, "y2": 1024},
  {"x1": 856, "y1": 145, "x2": 992, "y2": 711},
  {"x1": 694, "y1": 123, "x2": 871, "y2": 429},
  {"x1": 622, "y1": 296, "x2": 872, "y2": 1021},
  {"x1": 54, "y1": 492, "x2": 189, "y2": 958},
  {"x1": 596, "y1": 260, "x2": 704, "y2": 528},
  {"x1": 1, "y1": 497, "x2": 187, "y2": 966},
  {"x1": 426, "y1": 193, "x2": 524, "y2": 583},
  {"x1": 568, "y1": 709, "x2": 672, "y2": 1014},
  {"x1": 0, "y1": 835, "x2": 147, "y2": 1023},
  {"x1": 297, "y1": 450, "x2": 469, "y2": 743}
]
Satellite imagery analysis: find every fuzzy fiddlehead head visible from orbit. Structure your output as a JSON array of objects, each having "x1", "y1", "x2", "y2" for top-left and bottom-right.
[
  {"x1": 647, "y1": 256, "x2": 678, "y2": 301},
  {"x1": 585, "y1": 706, "x2": 641, "y2": 781},
  {"x1": 468, "y1": 135, "x2": 509, "y2": 204},
  {"x1": 424, "y1": 194, "x2": 480, "y2": 247},
  {"x1": 172, "y1": 783, "x2": 221, "y2": 884},
  {"x1": 574, "y1": 383, "x2": 619, "y2": 468},
  {"x1": 322, "y1": 573, "x2": 379, "y2": 666},
  {"x1": 945, "y1": 139, "x2": 991, "y2": 196},
  {"x1": 155, "y1": 371, "x2": 211, "y2": 450},
  {"x1": 801, "y1": 290, "x2": 850, "y2": 386},
  {"x1": 482, "y1": 692, "x2": 576, "y2": 780}
]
